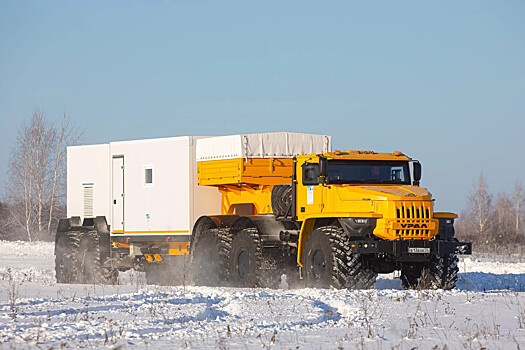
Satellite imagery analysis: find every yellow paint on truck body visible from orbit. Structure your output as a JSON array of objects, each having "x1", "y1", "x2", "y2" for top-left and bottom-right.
[
  {"x1": 198, "y1": 157, "x2": 293, "y2": 214},
  {"x1": 198, "y1": 158, "x2": 293, "y2": 186}
]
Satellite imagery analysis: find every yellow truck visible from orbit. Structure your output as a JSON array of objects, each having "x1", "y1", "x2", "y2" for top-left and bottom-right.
[
  {"x1": 55, "y1": 133, "x2": 471, "y2": 289},
  {"x1": 192, "y1": 148, "x2": 471, "y2": 290}
]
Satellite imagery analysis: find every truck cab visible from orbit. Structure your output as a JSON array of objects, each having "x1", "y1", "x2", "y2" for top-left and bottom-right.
[{"x1": 288, "y1": 151, "x2": 470, "y2": 289}]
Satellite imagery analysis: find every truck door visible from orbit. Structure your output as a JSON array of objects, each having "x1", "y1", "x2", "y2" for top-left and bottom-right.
[{"x1": 112, "y1": 156, "x2": 125, "y2": 234}]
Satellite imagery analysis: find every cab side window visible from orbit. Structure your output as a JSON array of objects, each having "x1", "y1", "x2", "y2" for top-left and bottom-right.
[{"x1": 302, "y1": 163, "x2": 320, "y2": 185}]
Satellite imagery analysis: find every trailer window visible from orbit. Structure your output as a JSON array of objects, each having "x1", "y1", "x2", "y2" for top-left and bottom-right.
[{"x1": 144, "y1": 167, "x2": 153, "y2": 186}]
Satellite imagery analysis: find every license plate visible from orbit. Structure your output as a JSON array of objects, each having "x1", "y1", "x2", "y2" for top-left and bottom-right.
[{"x1": 408, "y1": 247, "x2": 430, "y2": 254}]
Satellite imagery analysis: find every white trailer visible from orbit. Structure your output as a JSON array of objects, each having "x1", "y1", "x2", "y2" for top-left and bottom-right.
[{"x1": 67, "y1": 136, "x2": 221, "y2": 245}]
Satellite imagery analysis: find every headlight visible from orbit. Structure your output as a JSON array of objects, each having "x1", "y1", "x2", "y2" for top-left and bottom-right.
[{"x1": 353, "y1": 218, "x2": 368, "y2": 224}]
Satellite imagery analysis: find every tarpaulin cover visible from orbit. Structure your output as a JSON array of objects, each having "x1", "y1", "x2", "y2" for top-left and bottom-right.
[{"x1": 196, "y1": 132, "x2": 331, "y2": 161}]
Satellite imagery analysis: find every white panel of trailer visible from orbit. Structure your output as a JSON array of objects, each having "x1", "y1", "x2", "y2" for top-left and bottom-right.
[
  {"x1": 109, "y1": 137, "x2": 192, "y2": 235},
  {"x1": 67, "y1": 136, "x2": 222, "y2": 237},
  {"x1": 196, "y1": 132, "x2": 331, "y2": 161}
]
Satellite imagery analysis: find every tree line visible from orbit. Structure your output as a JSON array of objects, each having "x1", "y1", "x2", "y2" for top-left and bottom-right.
[{"x1": 455, "y1": 175, "x2": 525, "y2": 250}]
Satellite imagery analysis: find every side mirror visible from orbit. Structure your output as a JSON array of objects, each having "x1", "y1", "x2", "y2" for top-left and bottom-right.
[
  {"x1": 413, "y1": 161, "x2": 421, "y2": 186},
  {"x1": 319, "y1": 157, "x2": 328, "y2": 179}
]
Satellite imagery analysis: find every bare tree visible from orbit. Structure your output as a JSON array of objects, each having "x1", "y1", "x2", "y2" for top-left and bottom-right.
[
  {"x1": 5, "y1": 110, "x2": 81, "y2": 241},
  {"x1": 513, "y1": 183, "x2": 524, "y2": 236},
  {"x1": 494, "y1": 192, "x2": 513, "y2": 242},
  {"x1": 47, "y1": 115, "x2": 80, "y2": 234},
  {"x1": 466, "y1": 174, "x2": 493, "y2": 237}
]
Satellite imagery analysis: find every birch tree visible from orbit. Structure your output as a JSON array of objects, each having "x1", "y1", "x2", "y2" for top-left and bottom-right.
[
  {"x1": 5, "y1": 110, "x2": 81, "y2": 241},
  {"x1": 513, "y1": 183, "x2": 524, "y2": 236},
  {"x1": 466, "y1": 174, "x2": 493, "y2": 237}
]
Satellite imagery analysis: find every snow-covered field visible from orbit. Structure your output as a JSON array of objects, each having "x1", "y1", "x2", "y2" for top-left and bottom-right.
[{"x1": 1, "y1": 241, "x2": 524, "y2": 349}]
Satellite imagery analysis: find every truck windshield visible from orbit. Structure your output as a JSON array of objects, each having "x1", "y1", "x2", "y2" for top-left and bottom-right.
[{"x1": 327, "y1": 160, "x2": 411, "y2": 185}]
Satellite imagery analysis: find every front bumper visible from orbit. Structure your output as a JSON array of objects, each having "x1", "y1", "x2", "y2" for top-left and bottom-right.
[{"x1": 349, "y1": 239, "x2": 471, "y2": 259}]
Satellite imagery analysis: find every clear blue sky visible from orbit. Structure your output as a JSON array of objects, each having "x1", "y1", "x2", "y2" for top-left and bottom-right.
[{"x1": 1, "y1": 0, "x2": 524, "y2": 213}]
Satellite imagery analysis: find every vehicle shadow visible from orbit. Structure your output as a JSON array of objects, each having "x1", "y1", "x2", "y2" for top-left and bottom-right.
[
  {"x1": 456, "y1": 272, "x2": 525, "y2": 292},
  {"x1": 376, "y1": 272, "x2": 525, "y2": 292}
]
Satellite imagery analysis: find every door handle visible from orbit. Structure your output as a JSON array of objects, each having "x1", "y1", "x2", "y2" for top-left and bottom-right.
[{"x1": 113, "y1": 199, "x2": 117, "y2": 204}]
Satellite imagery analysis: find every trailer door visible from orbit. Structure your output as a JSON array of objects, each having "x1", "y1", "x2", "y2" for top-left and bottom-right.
[{"x1": 112, "y1": 156, "x2": 125, "y2": 233}]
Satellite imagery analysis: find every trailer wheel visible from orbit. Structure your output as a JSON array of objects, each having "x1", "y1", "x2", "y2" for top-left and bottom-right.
[
  {"x1": 55, "y1": 230, "x2": 84, "y2": 283},
  {"x1": 76, "y1": 231, "x2": 117, "y2": 285},
  {"x1": 190, "y1": 228, "x2": 232, "y2": 286},
  {"x1": 303, "y1": 226, "x2": 377, "y2": 289},
  {"x1": 228, "y1": 227, "x2": 263, "y2": 288},
  {"x1": 55, "y1": 233, "x2": 77, "y2": 283}
]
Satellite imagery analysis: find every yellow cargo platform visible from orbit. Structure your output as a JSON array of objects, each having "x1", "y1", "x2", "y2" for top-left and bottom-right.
[{"x1": 198, "y1": 158, "x2": 293, "y2": 186}]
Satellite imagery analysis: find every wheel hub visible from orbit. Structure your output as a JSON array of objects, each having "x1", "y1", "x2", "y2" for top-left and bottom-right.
[
  {"x1": 312, "y1": 250, "x2": 326, "y2": 279},
  {"x1": 237, "y1": 250, "x2": 250, "y2": 279}
]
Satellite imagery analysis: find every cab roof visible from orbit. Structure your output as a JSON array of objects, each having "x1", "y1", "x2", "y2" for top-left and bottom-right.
[{"x1": 322, "y1": 150, "x2": 412, "y2": 162}]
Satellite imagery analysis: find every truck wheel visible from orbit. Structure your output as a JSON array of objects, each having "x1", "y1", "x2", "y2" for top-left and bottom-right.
[
  {"x1": 428, "y1": 253, "x2": 459, "y2": 290},
  {"x1": 303, "y1": 226, "x2": 377, "y2": 289},
  {"x1": 228, "y1": 227, "x2": 263, "y2": 287},
  {"x1": 190, "y1": 228, "x2": 232, "y2": 286}
]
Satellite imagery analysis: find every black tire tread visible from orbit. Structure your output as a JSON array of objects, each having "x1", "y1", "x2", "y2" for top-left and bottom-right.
[
  {"x1": 305, "y1": 226, "x2": 377, "y2": 289},
  {"x1": 401, "y1": 253, "x2": 458, "y2": 290},
  {"x1": 55, "y1": 229, "x2": 117, "y2": 285},
  {"x1": 228, "y1": 227, "x2": 264, "y2": 288},
  {"x1": 190, "y1": 228, "x2": 233, "y2": 286}
]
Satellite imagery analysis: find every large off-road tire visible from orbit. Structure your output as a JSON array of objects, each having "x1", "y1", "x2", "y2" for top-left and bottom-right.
[
  {"x1": 55, "y1": 232, "x2": 81, "y2": 283},
  {"x1": 271, "y1": 184, "x2": 292, "y2": 217},
  {"x1": 401, "y1": 254, "x2": 458, "y2": 290},
  {"x1": 190, "y1": 228, "x2": 232, "y2": 286},
  {"x1": 303, "y1": 226, "x2": 377, "y2": 289},
  {"x1": 76, "y1": 230, "x2": 118, "y2": 285},
  {"x1": 228, "y1": 227, "x2": 263, "y2": 288},
  {"x1": 427, "y1": 253, "x2": 459, "y2": 290}
]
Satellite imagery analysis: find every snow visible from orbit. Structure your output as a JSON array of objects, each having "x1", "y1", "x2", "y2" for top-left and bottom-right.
[{"x1": 1, "y1": 241, "x2": 524, "y2": 348}]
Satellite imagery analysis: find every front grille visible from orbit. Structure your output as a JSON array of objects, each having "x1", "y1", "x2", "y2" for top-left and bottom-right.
[{"x1": 394, "y1": 201, "x2": 435, "y2": 239}]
